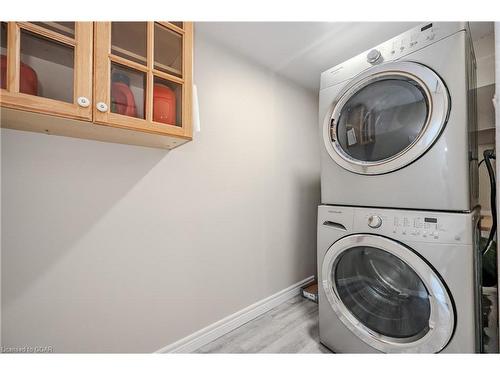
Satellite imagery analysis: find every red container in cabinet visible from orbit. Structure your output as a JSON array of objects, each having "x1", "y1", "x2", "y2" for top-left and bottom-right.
[
  {"x1": 0, "y1": 55, "x2": 38, "y2": 95},
  {"x1": 111, "y1": 81, "x2": 137, "y2": 118},
  {"x1": 153, "y1": 83, "x2": 176, "y2": 125},
  {"x1": 110, "y1": 71, "x2": 137, "y2": 118}
]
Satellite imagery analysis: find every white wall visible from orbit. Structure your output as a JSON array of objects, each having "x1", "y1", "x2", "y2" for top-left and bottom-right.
[
  {"x1": 475, "y1": 28, "x2": 496, "y2": 212},
  {"x1": 475, "y1": 31, "x2": 496, "y2": 89},
  {"x1": 0, "y1": 32, "x2": 320, "y2": 352}
]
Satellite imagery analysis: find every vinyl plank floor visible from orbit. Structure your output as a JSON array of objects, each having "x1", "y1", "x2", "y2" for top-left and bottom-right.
[{"x1": 196, "y1": 295, "x2": 332, "y2": 354}]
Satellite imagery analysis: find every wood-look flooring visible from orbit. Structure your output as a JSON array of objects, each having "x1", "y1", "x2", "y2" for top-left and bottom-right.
[{"x1": 196, "y1": 296, "x2": 332, "y2": 354}]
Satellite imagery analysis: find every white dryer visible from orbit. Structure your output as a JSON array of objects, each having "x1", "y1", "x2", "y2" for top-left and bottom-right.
[
  {"x1": 319, "y1": 22, "x2": 478, "y2": 211},
  {"x1": 317, "y1": 204, "x2": 482, "y2": 353}
]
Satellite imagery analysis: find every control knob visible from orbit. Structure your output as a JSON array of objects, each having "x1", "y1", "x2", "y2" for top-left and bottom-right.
[
  {"x1": 368, "y1": 215, "x2": 383, "y2": 228},
  {"x1": 367, "y1": 49, "x2": 381, "y2": 64}
]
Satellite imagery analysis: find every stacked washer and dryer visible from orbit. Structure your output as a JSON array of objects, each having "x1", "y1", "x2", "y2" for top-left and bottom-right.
[{"x1": 317, "y1": 22, "x2": 482, "y2": 353}]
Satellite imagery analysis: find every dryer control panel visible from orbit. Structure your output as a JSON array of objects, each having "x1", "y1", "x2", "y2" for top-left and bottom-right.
[
  {"x1": 386, "y1": 23, "x2": 440, "y2": 61},
  {"x1": 351, "y1": 206, "x2": 479, "y2": 245},
  {"x1": 320, "y1": 22, "x2": 468, "y2": 90}
]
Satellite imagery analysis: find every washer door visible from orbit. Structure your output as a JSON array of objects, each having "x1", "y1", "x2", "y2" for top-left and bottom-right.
[
  {"x1": 322, "y1": 234, "x2": 455, "y2": 353},
  {"x1": 323, "y1": 61, "x2": 450, "y2": 175}
]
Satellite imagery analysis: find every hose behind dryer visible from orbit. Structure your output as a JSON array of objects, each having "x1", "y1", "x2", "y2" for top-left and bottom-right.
[{"x1": 480, "y1": 149, "x2": 496, "y2": 255}]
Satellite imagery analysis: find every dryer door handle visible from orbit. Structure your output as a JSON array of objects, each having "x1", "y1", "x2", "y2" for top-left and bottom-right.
[{"x1": 330, "y1": 118, "x2": 336, "y2": 141}]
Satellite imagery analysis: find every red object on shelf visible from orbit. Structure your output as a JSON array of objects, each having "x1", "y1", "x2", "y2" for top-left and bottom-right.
[
  {"x1": 1, "y1": 54, "x2": 38, "y2": 95},
  {"x1": 153, "y1": 83, "x2": 176, "y2": 125},
  {"x1": 111, "y1": 81, "x2": 137, "y2": 118}
]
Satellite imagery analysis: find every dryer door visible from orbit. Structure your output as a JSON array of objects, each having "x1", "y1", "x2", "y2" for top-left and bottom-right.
[
  {"x1": 324, "y1": 61, "x2": 449, "y2": 175},
  {"x1": 321, "y1": 234, "x2": 455, "y2": 353}
]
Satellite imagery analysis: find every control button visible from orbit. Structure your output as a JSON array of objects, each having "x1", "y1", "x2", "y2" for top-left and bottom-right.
[
  {"x1": 455, "y1": 235, "x2": 461, "y2": 241},
  {"x1": 413, "y1": 218, "x2": 423, "y2": 229},
  {"x1": 402, "y1": 230, "x2": 407, "y2": 235},
  {"x1": 391, "y1": 50, "x2": 395, "y2": 54},
  {"x1": 403, "y1": 217, "x2": 409, "y2": 227},
  {"x1": 368, "y1": 215, "x2": 382, "y2": 228},
  {"x1": 367, "y1": 49, "x2": 381, "y2": 64}
]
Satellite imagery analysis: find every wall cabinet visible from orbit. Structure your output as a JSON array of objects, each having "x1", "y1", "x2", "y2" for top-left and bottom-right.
[
  {"x1": 0, "y1": 21, "x2": 193, "y2": 149},
  {"x1": 0, "y1": 22, "x2": 93, "y2": 120}
]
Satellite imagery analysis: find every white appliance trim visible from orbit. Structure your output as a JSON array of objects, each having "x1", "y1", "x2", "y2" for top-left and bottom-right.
[{"x1": 155, "y1": 275, "x2": 315, "y2": 353}]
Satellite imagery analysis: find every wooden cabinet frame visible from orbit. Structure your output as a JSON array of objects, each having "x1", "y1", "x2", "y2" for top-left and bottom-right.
[
  {"x1": 1, "y1": 21, "x2": 193, "y2": 149},
  {"x1": 0, "y1": 22, "x2": 93, "y2": 121},
  {"x1": 93, "y1": 22, "x2": 193, "y2": 140}
]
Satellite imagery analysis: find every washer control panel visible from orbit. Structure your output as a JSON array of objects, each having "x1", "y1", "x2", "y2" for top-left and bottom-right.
[
  {"x1": 352, "y1": 207, "x2": 477, "y2": 245},
  {"x1": 391, "y1": 214, "x2": 443, "y2": 239}
]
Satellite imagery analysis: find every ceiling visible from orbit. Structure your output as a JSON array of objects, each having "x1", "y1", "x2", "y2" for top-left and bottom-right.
[{"x1": 196, "y1": 22, "x2": 495, "y2": 92}]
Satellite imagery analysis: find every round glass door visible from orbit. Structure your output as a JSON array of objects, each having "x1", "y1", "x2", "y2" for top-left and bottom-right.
[
  {"x1": 322, "y1": 234, "x2": 454, "y2": 353},
  {"x1": 323, "y1": 61, "x2": 450, "y2": 175},
  {"x1": 335, "y1": 246, "x2": 431, "y2": 339}
]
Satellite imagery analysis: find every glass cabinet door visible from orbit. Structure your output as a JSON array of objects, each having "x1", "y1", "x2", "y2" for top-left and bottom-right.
[
  {"x1": 93, "y1": 22, "x2": 193, "y2": 139},
  {"x1": 0, "y1": 22, "x2": 93, "y2": 120}
]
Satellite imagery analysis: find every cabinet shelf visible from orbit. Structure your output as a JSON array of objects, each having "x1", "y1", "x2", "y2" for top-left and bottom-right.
[
  {"x1": 32, "y1": 22, "x2": 75, "y2": 38},
  {"x1": 110, "y1": 45, "x2": 182, "y2": 77},
  {"x1": 1, "y1": 107, "x2": 188, "y2": 149}
]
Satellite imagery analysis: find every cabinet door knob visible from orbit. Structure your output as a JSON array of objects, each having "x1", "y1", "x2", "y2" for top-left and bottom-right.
[
  {"x1": 96, "y1": 102, "x2": 108, "y2": 112},
  {"x1": 77, "y1": 96, "x2": 90, "y2": 108}
]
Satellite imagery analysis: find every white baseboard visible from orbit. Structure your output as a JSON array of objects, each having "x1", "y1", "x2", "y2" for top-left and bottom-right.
[{"x1": 155, "y1": 275, "x2": 315, "y2": 353}]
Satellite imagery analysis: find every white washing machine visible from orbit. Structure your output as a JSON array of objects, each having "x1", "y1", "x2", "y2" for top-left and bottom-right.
[
  {"x1": 319, "y1": 22, "x2": 478, "y2": 211},
  {"x1": 317, "y1": 204, "x2": 482, "y2": 353}
]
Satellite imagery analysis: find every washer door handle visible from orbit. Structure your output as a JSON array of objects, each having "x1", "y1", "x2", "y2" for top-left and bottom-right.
[{"x1": 323, "y1": 221, "x2": 347, "y2": 231}]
